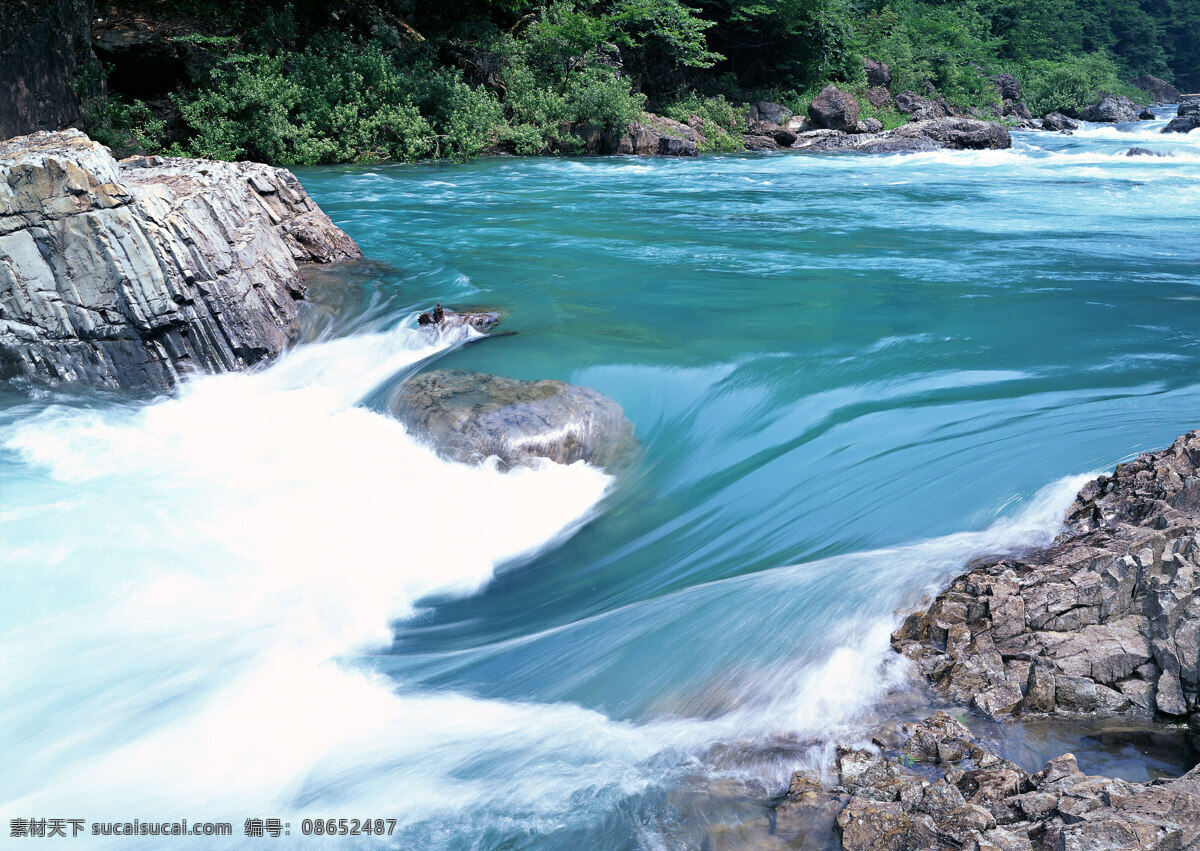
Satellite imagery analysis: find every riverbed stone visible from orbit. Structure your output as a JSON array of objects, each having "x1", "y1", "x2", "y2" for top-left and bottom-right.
[{"x1": 388, "y1": 369, "x2": 632, "y2": 469}]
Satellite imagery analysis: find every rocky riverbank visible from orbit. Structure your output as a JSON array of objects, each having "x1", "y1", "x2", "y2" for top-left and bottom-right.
[
  {"x1": 718, "y1": 430, "x2": 1200, "y2": 849},
  {"x1": 0, "y1": 129, "x2": 359, "y2": 392}
]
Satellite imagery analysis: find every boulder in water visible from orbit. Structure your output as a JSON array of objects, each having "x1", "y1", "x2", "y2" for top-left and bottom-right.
[
  {"x1": 1180, "y1": 94, "x2": 1200, "y2": 117},
  {"x1": 0, "y1": 130, "x2": 360, "y2": 392},
  {"x1": 1163, "y1": 113, "x2": 1200, "y2": 134},
  {"x1": 1041, "y1": 111, "x2": 1079, "y2": 131},
  {"x1": 1081, "y1": 94, "x2": 1141, "y2": 123},
  {"x1": 416, "y1": 303, "x2": 499, "y2": 332},
  {"x1": 791, "y1": 118, "x2": 1010, "y2": 153},
  {"x1": 389, "y1": 369, "x2": 632, "y2": 469}
]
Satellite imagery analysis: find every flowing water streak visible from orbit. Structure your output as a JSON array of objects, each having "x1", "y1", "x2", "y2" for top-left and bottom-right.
[{"x1": 0, "y1": 115, "x2": 1198, "y2": 847}]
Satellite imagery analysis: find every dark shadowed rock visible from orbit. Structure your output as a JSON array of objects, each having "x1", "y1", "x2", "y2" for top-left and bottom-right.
[
  {"x1": 1125, "y1": 147, "x2": 1169, "y2": 157},
  {"x1": 575, "y1": 113, "x2": 700, "y2": 157},
  {"x1": 0, "y1": 130, "x2": 360, "y2": 392},
  {"x1": 0, "y1": 0, "x2": 94, "y2": 139},
  {"x1": 895, "y1": 91, "x2": 950, "y2": 122},
  {"x1": 892, "y1": 430, "x2": 1200, "y2": 725},
  {"x1": 865, "y1": 86, "x2": 893, "y2": 109},
  {"x1": 1130, "y1": 75, "x2": 1180, "y2": 104},
  {"x1": 416, "y1": 303, "x2": 499, "y2": 332},
  {"x1": 389, "y1": 369, "x2": 632, "y2": 469},
  {"x1": 1162, "y1": 113, "x2": 1200, "y2": 134},
  {"x1": 1081, "y1": 94, "x2": 1141, "y2": 123},
  {"x1": 741, "y1": 134, "x2": 779, "y2": 151},
  {"x1": 992, "y1": 73, "x2": 1022, "y2": 102},
  {"x1": 857, "y1": 118, "x2": 884, "y2": 134},
  {"x1": 1138, "y1": 108, "x2": 1156, "y2": 120},
  {"x1": 754, "y1": 101, "x2": 791, "y2": 126},
  {"x1": 1180, "y1": 94, "x2": 1200, "y2": 117},
  {"x1": 1041, "y1": 112, "x2": 1079, "y2": 131},
  {"x1": 809, "y1": 85, "x2": 861, "y2": 132},
  {"x1": 865, "y1": 57, "x2": 892, "y2": 88},
  {"x1": 1003, "y1": 100, "x2": 1033, "y2": 121}
]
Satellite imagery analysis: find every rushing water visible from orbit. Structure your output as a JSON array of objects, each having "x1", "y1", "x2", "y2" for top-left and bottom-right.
[{"x1": 2, "y1": 115, "x2": 1199, "y2": 848}]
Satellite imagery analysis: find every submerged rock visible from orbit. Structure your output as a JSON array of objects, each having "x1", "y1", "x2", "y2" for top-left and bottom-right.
[
  {"x1": 790, "y1": 118, "x2": 1010, "y2": 154},
  {"x1": 389, "y1": 369, "x2": 631, "y2": 469},
  {"x1": 893, "y1": 430, "x2": 1200, "y2": 725},
  {"x1": 0, "y1": 130, "x2": 359, "y2": 392}
]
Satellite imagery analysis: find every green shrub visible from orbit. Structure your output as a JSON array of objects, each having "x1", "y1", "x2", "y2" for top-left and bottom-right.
[
  {"x1": 660, "y1": 93, "x2": 744, "y2": 151},
  {"x1": 1017, "y1": 52, "x2": 1148, "y2": 116}
]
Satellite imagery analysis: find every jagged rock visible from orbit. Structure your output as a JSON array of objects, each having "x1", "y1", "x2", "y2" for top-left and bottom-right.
[
  {"x1": 0, "y1": 130, "x2": 360, "y2": 392},
  {"x1": 856, "y1": 118, "x2": 884, "y2": 134},
  {"x1": 1081, "y1": 94, "x2": 1141, "y2": 123},
  {"x1": 865, "y1": 58, "x2": 892, "y2": 88},
  {"x1": 1162, "y1": 113, "x2": 1200, "y2": 134},
  {"x1": 1180, "y1": 94, "x2": 1200, "y2": 117},
  {"x1": 387, "y1": 369, "x2": 632, "y2": 470},
  {"x1": 992, "y1": 74, "x2": 1022, "y2": 102},
  {"x1": 892, "y1": 430, "x2": 1200, "y2": 725},
  {"x1": 894, "y1": 91, "x2": 950, "y2": 122},
  {"x1": 1129, "y1": 75, "x2": 1180, "y2": 104},
  {"x1": 1002, "y1": 100, "x2": 1033, "y2": 121},
  {"x1": 809, "y1": 85, "x2": 861, "y2": 132},
  {"x1": 1041, "y1": 112, "x2": 1079, "y2": 131},
  {"x1": 791, "y1": 118, "x2": 1010, "y2": 154},
  {"x1": 765, "y1": 715, "x2": 1200, "y2": 851}
]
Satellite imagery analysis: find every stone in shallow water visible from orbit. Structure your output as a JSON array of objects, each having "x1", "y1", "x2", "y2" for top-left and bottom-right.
[{"x1": 389, "y1": 369, "x2": 632, "y2": 469}]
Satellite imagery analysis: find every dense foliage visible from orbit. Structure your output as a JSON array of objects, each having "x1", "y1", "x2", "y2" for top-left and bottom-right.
[{"x1": 86, "y1": 0, "x2": 1199, "y2": 163}]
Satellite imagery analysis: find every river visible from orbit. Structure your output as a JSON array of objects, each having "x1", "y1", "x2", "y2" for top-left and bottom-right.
[{"x1": 2, "y1": 115, "x2": 1198, "y2": 848}]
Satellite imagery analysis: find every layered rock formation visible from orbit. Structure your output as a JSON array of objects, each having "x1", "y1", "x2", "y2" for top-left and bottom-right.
[
  {"x1": 389, "y1": 369, "x2": 632, "y2": 469},
  {"x1": 0, "y1": 130, "x2": 360, "y2": 392},
  {"x1": 893, "y1": 431, "x2": 1200, "y2": 726}
]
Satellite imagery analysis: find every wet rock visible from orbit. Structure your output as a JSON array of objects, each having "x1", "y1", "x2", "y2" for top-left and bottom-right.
[
  {"x1": 1129, "y1": 75, "x2": 1180, "y2": 104},
  {"x1": 416, "y1": 303, "x2": 499, "y2": 333},
  {"x1": 791, "y1": 118, "x2": 1010, "y2": 154},
  {"x1": 1125, "y1": 147, "x2": 1167, "y2": 156},
  {"x1": 1041, "y1": 112, "x2": 1079, "y2": 131},
  {"x1": 1162, "y1": 113, "x2": 1200, "y2": 134},
  {"x1": 892, "y1": 430, "x2": 1200, "y2": 726},
  {"x1": 1138, "y1": 108, "x2": 1157, "y2": 120},
  {"x1": 809, "y1": 85, "x2": 860, "y2": 132},
  {"x1": 1081, "y1": 94, "x2": 1141, "y2": 123},
  {"x1": 0, "y1": 130, "x2": 360, "y2": 392},
  {"x1": 865, "y1": 57, "x2": 892, "y2": 88},
  {"x1": 388, "y1": 369, "x2": 632, "y2": 469},
  {"x1": 1179, "y1": 94, "x2": 1200, "y2": 116}
]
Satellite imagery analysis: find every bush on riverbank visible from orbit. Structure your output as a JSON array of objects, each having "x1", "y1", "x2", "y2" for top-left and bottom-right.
[{"x1": 83, "y1": 0, "x2": 1200, "y2": 164}]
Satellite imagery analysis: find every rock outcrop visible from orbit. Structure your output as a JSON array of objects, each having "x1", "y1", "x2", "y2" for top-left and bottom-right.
[
  {"x1": 1129, "y1": 75, "x2": 1181, "y2": 104},
  {"x1": 575, "y1": 113, "x2": 701, "y2": 157},
  {"x1": 791, "y1": 118, "x2": 1011, "y2": 154},
  {"x1": 893, "y1": 430, "x2": 1200, "y2": 725},
  {"x1": 0, "y1": 130, "x2": 360, "y2": 392},
  {"x1": 895, "y1": 91, "x2": 952, "y2": 122},
  {"x1": 1, "y1": 0, "x2": 95, "y2": 139},
  {"x1": 1080, "y1": 94, "x2": 1142, "y2": 123},
  {"x1": 388, "y1": 369, "x2": 632, "y2": 469},
  {"x1": 771, "y1": 713, "x2": 1200, "y2": 851},
  {"x1": 992, "y1": 73, "x2": 1023, "y2": 102}
]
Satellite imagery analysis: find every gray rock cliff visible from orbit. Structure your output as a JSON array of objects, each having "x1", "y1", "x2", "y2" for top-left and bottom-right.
[{"x1": 0, "y1": 130, "x2": 360, "y2": 392}]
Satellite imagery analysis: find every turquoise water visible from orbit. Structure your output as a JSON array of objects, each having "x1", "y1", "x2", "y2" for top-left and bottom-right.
[{"x1": 2, "y1": 116, "x2": 1199, "y2": 848}]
